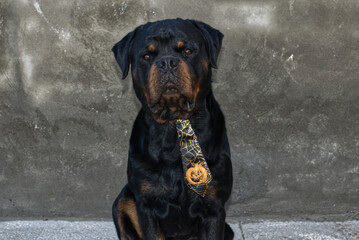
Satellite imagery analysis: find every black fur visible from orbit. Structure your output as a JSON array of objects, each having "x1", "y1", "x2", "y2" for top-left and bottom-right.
[{"x1": 112, "y1": 18, "x2": 233, "y2": 240}]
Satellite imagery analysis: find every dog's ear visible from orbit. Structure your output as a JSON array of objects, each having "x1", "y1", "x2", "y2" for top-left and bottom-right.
[
  {"x1": 112, "y1": 30, "x2": 136, "y2": 79},
  {"x1": 188, "y1": 20, "x2": 224, "y2": 68}
]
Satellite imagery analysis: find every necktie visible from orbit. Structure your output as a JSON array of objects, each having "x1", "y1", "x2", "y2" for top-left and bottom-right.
[{"x1": 176, "y1": 119, "x2": 212, "y2": 197}]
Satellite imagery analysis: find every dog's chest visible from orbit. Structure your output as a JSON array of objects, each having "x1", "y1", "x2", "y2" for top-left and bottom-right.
[
  {"x1": 147, "y1": 163, "x2": 206, "y2": 236},
  {"x1": 155, "y1": 178, "x2": 203, "y2": 238}
]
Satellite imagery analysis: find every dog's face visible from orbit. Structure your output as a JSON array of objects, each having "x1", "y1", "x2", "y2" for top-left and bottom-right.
[{"x1": 113, "y1": 18, "x2": 223, "y2": 123}]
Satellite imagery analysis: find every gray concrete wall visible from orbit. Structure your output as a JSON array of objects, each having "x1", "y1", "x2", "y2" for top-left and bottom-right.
[{"x1": 0, "y1": 0, "x2": 358, "y2": 220}]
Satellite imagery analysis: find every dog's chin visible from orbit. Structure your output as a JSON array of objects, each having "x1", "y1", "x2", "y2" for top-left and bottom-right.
[
  {"x1": 146, "y1": 82, "x2": 197, "y2": 123},
  {"x1": 148, "y1": 95, "x2": 196, "y2": 124},
  {"x1": 153, "y1": 110, "x2": 194, "y2": 124}
]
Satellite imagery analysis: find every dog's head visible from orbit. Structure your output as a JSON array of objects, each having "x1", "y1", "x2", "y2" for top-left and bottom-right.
[{"x1": 112, "y1": 18, "x2": 223, "y2": 123}]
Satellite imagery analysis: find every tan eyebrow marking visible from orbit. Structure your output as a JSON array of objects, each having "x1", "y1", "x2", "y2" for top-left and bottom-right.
[
  {"x1": 176, "y1": 41, "x2": 184, "y2": 49},
  {"x1": 148, "y1": 44, "x2": 156, "y2": 52}
]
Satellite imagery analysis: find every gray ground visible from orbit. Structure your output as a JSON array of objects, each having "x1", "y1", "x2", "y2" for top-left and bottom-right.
[{"x1": 0, "y1": 220, "x2": 358, "y2": 240}]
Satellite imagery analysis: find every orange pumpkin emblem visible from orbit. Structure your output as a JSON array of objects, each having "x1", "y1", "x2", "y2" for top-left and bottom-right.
[{"x1": 186, "y1": 164, "x2": 208, "y2": 185}]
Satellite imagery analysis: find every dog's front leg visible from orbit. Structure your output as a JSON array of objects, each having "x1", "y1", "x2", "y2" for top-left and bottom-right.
[{"x1": 199, "y1": 207, "x2": 226, "y2": 240}]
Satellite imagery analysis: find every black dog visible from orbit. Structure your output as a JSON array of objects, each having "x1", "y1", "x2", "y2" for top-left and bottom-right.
[{"x1": 112, "y1": 18, "x2": 233, "y2": 240}]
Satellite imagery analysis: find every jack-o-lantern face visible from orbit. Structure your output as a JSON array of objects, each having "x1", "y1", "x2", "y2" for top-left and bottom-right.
[{"x1": 186, "y1": 164, "x2": 208, "y2": 185}]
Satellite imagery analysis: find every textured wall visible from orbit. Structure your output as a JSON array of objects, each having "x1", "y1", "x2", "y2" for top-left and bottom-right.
[{"x1": 0, "y1": 0, "x2": 358, "y2": 220}]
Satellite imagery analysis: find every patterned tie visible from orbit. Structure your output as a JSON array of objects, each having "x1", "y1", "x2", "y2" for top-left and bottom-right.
[{"x1": 176, "y1": 119, "x2": 212, "y2": 197}]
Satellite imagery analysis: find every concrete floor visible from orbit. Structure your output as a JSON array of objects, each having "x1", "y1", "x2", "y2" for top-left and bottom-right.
[{"x1": 0, "y1": 220, "x2": 358, "y2": 240}]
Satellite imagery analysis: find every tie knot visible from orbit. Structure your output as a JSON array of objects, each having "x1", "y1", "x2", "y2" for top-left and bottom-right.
[{"x1": 176, "y1": 119, "x2": 195, "y2": 139}]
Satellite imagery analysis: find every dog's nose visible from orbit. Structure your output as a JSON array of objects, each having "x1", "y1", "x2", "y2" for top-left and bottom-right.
[{"x1": 157, "y1": 56, "x2": 179, "y2": 71}]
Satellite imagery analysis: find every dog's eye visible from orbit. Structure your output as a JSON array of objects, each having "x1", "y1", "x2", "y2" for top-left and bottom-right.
[
  {"x1": 183, "y1": 49, "x2": 192, "y2": 56},
  {"x1": 143, "y1": 54, "x2": 151, "y2": 61}
]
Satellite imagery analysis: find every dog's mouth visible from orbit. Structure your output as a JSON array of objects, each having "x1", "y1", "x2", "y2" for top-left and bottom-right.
[
  {"x1": 148, "y1": 82, "x2": 196, "y2": 122},
  {"x1": 162, "y1": 82, "x2": 179, "y2": 96},
  {"x1": 144, "y1": 59, "x2": 201, "y2": 123}
]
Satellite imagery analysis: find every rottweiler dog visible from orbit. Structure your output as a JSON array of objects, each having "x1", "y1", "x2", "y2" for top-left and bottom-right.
[{"x1": 112, "y1": 18, "x2": 233, "y2": 240}]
